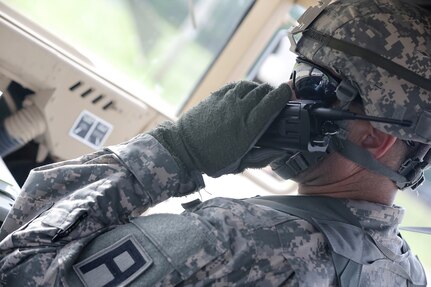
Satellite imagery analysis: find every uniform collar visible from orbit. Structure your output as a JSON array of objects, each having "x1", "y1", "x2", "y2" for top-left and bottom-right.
[{"x1": 343, "y1": 199, "x2": 405, "y2": 230}]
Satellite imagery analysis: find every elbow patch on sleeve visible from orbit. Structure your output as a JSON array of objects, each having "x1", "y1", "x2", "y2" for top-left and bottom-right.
[{"x1": 66, "y1": 213, "x2": 226, "y2": 287}]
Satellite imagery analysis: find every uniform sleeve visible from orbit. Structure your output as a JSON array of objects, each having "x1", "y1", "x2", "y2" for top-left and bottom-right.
[{"x1": 0, "y1": 133, "x2": 204, "y2": 286}]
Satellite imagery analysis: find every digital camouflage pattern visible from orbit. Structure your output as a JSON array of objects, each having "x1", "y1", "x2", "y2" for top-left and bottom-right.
[
  {"x1": 296, "y1": 0, "x2": 431, "y2": 143},
  {"x1": 0, "y1": 134, "x2": 421, "y2": 286},
  {"x1": 0, "y1": 134, "x2": 203, "y2": 286}
]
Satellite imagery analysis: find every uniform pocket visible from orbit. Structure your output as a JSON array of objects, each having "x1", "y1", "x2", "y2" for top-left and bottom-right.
[
  {"x1": 132, "y1": 213, "x2": 227, "y2": 280},
  {"x1": 42, "y1": 207, "x2": 88, "y2": 242}
]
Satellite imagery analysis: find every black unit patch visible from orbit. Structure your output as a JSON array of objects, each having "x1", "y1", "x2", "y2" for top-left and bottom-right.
[{"x1": 74, "y1": 235, "x2": 153, "y2": 287}]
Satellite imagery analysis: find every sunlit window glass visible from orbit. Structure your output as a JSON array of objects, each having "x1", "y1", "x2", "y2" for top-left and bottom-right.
[{"x1": 3, "y1": 0, "x2": 255, "y2": 112}]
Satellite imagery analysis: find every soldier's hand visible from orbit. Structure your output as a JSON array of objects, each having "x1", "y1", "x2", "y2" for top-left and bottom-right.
[{"x1": 150, "y1": 81, "x2": 292, "y2": 177}]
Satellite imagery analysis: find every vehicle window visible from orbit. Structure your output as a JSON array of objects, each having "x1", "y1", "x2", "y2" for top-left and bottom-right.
[
  {"x1": 3, "y1": 0, "x2": 255, "y2": 113},
  {"x1": 246, "y1": 4, "x2": 305, "y2": 86}
]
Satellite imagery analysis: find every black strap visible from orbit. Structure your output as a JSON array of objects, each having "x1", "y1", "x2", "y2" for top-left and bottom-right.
[
  {"x1": 329, "y1": 137, "x2": 410, "y2": 188},
  {"x1": 304, "y1": 29, "x2": 431, "y2": 92},
  {"x1": 246, "y1": 195, "x2": 362, "y2": 227}
]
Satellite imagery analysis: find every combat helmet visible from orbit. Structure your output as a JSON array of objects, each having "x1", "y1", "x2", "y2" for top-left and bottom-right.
[{"x1": 287, "y1": 0, "x2": 431, "y2": 189}]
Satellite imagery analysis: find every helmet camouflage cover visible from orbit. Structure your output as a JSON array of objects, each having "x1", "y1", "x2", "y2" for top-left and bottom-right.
[{"x1": 293, "y1": 0, "x2": 431, "y2": 143}]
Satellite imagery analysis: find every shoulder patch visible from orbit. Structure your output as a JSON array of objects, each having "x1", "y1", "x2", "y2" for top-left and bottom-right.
[{"x1": 73, "y1": 235, "x2": 153, "y2": 287}]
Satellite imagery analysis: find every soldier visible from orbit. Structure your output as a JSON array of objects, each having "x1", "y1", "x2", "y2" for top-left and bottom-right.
[{"x1": 0, "y1": 0, "x2": 430, "y2": 286}]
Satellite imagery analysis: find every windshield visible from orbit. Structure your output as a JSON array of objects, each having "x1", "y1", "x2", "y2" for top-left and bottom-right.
[{"x1": 3, "y1": 0, "x2": 255, "y2": 113}]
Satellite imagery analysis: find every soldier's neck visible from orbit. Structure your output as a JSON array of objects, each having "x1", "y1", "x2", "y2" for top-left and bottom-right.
[{"x1": 297, "y1": 175, "x2": 398, "y2": 206}]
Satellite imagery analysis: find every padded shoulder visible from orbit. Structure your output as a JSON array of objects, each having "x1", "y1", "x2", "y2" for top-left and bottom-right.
[{"x1": 65, "y1": 213, "x2": 226, "y2": 287}]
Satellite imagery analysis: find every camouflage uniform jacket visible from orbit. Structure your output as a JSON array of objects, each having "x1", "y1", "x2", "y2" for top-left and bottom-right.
[{"x1": 0, "y1": 134, "x2": 421, "y2": 286}]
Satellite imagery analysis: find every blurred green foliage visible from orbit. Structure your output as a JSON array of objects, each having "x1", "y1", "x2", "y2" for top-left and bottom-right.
[{"x1": 3, "y1": 0, "x2": 144, "y2": 81}]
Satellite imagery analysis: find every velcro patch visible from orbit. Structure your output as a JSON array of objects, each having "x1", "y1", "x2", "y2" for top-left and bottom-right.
[{"x1": 74, "y1": 235, "x2": 153, "y2": 287}]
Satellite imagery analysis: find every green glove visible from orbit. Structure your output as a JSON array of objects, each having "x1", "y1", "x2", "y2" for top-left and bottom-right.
[{"x1": 150, "y1": 81, "x2": 292, "y2": 177}]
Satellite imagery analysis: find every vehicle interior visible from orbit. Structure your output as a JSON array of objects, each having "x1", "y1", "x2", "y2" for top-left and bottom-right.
[{"x1": 0, "y1": 0, "x2": 430, "y2": 278}]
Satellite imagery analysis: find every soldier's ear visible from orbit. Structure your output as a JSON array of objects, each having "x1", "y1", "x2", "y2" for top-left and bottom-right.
[{"x1": 360, "y1": 125, "x2": 397, "y2": 159}]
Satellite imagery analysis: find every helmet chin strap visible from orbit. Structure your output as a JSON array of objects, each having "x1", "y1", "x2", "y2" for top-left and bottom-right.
[
  {"x1": 331, "y1": 136, "x2": 431, "y2": 235},
  {"x1": 270, "y1": 150, "x2": 327, "y2": 179},
  {"x1": 329, "y1": 136, "x2": 430, "y2": 190},
  {"x1": 270, "y1": 132, "x2": 431, "y2": 191}
]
